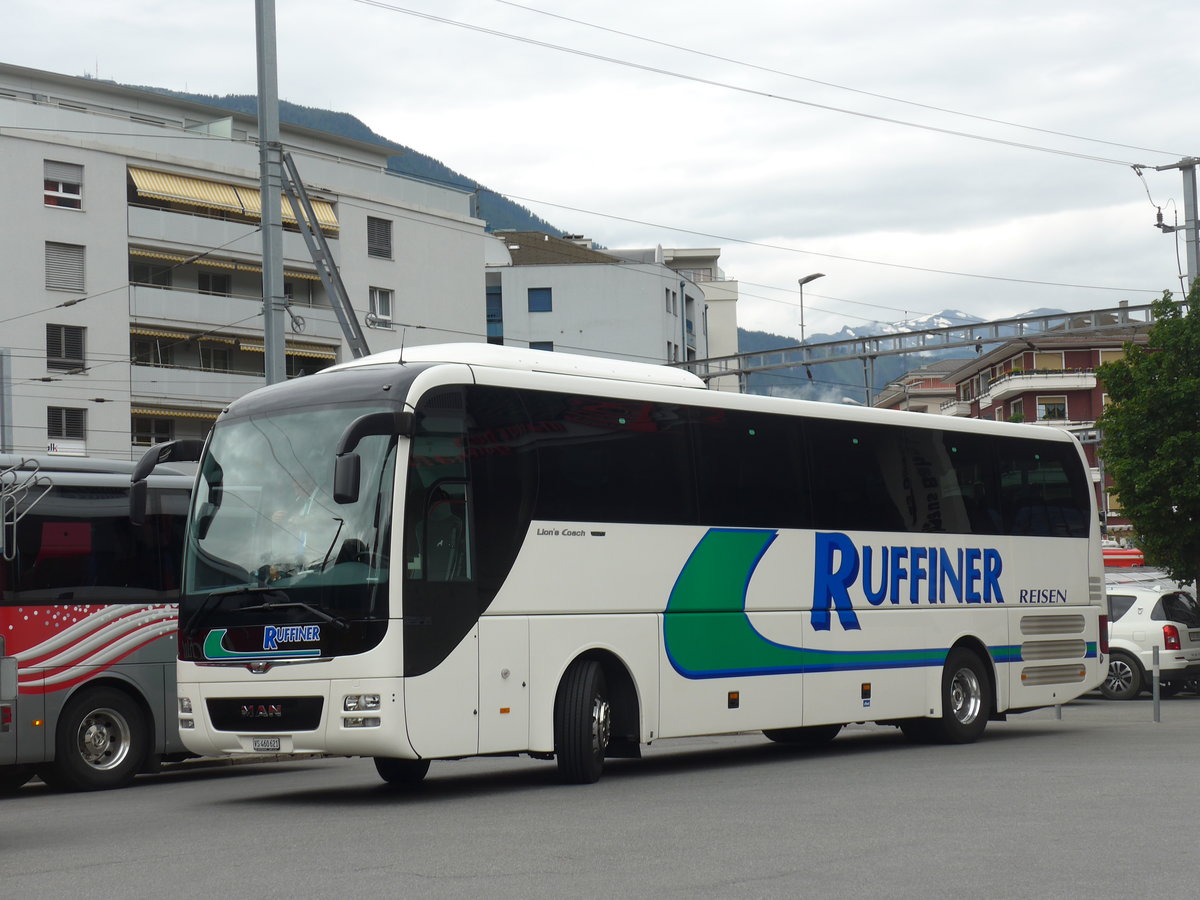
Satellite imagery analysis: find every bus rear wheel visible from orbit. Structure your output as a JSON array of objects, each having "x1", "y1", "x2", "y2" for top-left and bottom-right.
[
  {"x1": 374, "y1": 757, "x2": 430, "y2": 786},
  {"x1": 42, "y1": 687, "x2": 147, "y2": 791},
  {"x1": 554, "y1": 660, "x2": 611, "y2": 784},
  {"x1": 902, "y1": 648, "x2": 990, "y2": 745}
]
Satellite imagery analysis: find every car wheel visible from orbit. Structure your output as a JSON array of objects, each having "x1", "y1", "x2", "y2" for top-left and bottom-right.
[{"x1": 1100, "y1": 652, "x2": 1143, "y2": 700}]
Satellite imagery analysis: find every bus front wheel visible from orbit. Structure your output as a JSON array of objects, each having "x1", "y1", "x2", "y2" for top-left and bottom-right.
[
  {"x1": 554, "y1": 660, "x2": 611, "y2": 784},
  {"x1": 374, "y1": 756, "x2": 430, "y2": 786},
  {"x1": 42, "y1": 687, "x2": 147, "y2": 791}
]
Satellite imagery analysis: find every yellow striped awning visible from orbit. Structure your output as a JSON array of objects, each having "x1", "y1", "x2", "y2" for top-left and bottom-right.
[
  {"x1": 131, "y1": 407, "x2": 221, "y2": 420},
  {"x1": 130, "y1": 327, "x2": 192, "y2": 340},
  {"x1": 232, "y1": 261, "x2": 323, "y2": 282},
  {"x1": 128, "y1": 167, "x2": 244, "y2": 214},
  {"x1": 129, "y1": 247, "x2": 239, "y2": 271},
  {"x1": 235, "y1": 187, "x2": 339, "y2": 232},
  {"x1": 239, "y1": 342, "x2": 337, "y2": 360}
]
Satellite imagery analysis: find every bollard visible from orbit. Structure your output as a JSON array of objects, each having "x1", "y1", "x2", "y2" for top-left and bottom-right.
[{"x1": 1153, "y1": 646, "x2": 1161, "y2": 723}]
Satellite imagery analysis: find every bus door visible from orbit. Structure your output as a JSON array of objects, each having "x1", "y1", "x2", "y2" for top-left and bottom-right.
[{"x1": 401, "y1": 397, "x2": 481, "y2": 758}]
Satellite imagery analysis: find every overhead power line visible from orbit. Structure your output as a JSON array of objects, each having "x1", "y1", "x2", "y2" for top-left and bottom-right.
[
  {"x1": 492, "y1": 0, "x2": 1187, "y2": 160},
  {"x1": 349, "y1": 0, "x2": 1159, "y2": 168}
]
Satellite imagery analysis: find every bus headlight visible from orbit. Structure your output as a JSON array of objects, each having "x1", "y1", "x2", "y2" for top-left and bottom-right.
[
  {"x1": 179, "y1": 696, "x2": 193, "y2": 714},
  {"x1": 344, "y1": 717, "x2": 381, "y2": 728},
  {"x1": 343, "y1": 694, "x2": 380, "y2": 712}
]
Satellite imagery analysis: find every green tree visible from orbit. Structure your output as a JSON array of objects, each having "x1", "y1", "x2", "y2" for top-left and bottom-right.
[{"x1": 1098, "y1": 286, "x2": 1200, "y2": 586}]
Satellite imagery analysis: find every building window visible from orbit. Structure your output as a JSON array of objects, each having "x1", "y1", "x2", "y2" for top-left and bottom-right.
[
  {"x1": 200, "y1": 344, "x2": 229, "y2": 371},
  {"x1": 132, "y1": 416, "x2": 174, "y2": 447},
  {"x1": 1099, "y1": 349, "x2": 1125, "y2": 365},
  {"x1": 130, "y1": 260, "x2": 173, "y2": 287},
  {"x1": 198, "y1": 271, "x2": 232, "y2": 296},
  {"x1": 530, "y1": 341, "x2": 554, "y2": 352},
  {"x1": 486, "y1": 284, "x2": 503, "y2": 341},
  {"x1": 48, "y1": 406, "x2": 86, "y2": 440},
  {"x1": 1033, "y1": 351, "x2": 1064, "y2": 371},
  {"x1": 1010, "y1": 398, "x2": 1024, "y2": 422},
  {"x1": 528, "y1": 287, "x2": 552, "y2": 312},
  {"x1": 44, "y1": 160, "x2": 83, "y2": 209},
  {"x1": 132, "y1": 338, "x2": 174, "y2": 367},
  {"x1": 367, "y1": 216, "x2": 393, "y2": 259},
  {"x1": 1037, "y1": 395, "x2": 1067, "y2": 421},
  {"x1": 46, "y1": 242, "x2": 85, "y2": 292},
  {"x1": 46, "y1": 324, "x2": 85, "y2": 371},
  {"x1": 369, "y1": 286, "x2": 393, "y2": 326}
]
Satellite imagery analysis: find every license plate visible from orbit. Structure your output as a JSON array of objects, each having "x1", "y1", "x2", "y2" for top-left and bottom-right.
[{"x1": 252, "y1": 737, "x2": 281, "y2": 752}]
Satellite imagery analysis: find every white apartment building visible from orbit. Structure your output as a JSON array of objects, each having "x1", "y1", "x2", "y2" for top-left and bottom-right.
[
  {"x1": 485, "y1": 232, "x2": 739, "y2": 385},
  {"x1": 0, "y1": 63, "x2": 487, "y2": 460}
]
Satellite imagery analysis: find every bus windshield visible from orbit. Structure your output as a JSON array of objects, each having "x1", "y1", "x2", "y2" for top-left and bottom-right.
[{"x1": 184, "y1": 403, "x2": 397, "y2": 621}]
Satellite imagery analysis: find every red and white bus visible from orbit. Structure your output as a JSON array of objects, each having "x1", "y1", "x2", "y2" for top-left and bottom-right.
[{"x1": 0, "y1": 454, "x2": 192, "y2": 792}]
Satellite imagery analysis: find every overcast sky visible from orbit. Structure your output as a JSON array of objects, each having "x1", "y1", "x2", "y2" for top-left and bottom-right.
[{"x1": 7, "y1": 0, "x2": 1197, "y2": 339}]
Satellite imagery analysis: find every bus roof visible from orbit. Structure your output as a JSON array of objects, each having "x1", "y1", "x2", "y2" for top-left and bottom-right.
[{"x1": 326, "y1": 342, "x2": 708, "y2": 390}]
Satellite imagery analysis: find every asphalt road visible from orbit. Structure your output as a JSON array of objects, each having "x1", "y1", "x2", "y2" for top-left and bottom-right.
[{"x1": 1, "y1": 694, "x2": 1194, "y2": 899}]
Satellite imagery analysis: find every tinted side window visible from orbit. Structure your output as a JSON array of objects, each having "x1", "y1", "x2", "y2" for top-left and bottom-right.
[
  {"x1": 693, "y1": 407, "x2": 810, "y2": 528},
  {"x1": 940, "y1": 432, "x2": 1004, "y2": 535},
  {"x1": 805, "y1": 419, "x2": 909, "y2": 532},
  {"x1": 1153, "y1": 592, "x2": 1200, "y2": 627},
  {"x1": 1, "y1": 486, "x2": 187, "y2": 603},
  {"x1": 1107, "y1": 593, "x2": 1136, "y2": 622},
  {"x1": 998, "y1": 439, "x2": 1091, "y2": 538},
  {"x1": 522, "y1": 391, "x2": 695, "y2": 525}
]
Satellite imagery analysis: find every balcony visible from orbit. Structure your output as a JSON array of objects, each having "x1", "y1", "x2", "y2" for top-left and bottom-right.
[
  {"x1": 130, "y1": 363, "x2": 264, "y2": 408},
  {"x1": 978, "y1": 369, "x2": 1097, "y2": 409},
  {"x1": 130, "y1": 284, "x2": 349, "y2": 343},
  {"x1": 128, "y1": 205, "x2": 333, "y2": 264}
]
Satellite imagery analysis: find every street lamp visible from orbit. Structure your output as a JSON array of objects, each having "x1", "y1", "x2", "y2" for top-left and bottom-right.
[{"x1": 797, "y1": 273, "x2": 825, "y2": 344}]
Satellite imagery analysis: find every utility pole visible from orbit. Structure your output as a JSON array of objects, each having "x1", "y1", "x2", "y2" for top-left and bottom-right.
[
  {"x1": 1153, "y1": 157, "x2": 1199, "y2": 294},
  {"x1": 256, "y1": 0, "x2": 287, "y2": 385}
]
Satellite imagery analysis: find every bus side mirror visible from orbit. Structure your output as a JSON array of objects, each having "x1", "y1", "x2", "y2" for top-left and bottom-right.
[
  {"x1": 130, "y1": 439, "x2": 205, "y2": 525},
  {"x1": 332, "y1": 411, "x2": 411, "y2": 505},
  {"x1": 333, "y1": 453, "x2": 361, "y2": 505}
]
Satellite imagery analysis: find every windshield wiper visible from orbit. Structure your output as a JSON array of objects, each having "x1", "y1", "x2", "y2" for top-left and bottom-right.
[
  {"x1": 238, "y1": 597, "x2": 350, "y2": 630},
  {"x1": 183, "y1": 585, "x2": 288, "y2": 634}
]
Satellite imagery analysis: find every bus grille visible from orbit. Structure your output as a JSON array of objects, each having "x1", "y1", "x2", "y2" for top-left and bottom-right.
[
  {"x1": 1019, "y1": 614, "x2": 1085, "y2": 635},
  {"x1": 207, "y1": 697, "x2": 324, "y2": 732},
  {"x1": 1020, "y1": 664, "x2": 1087, "y2": 686},
  {"x1": 1020, "y1": 639, "x2": 1087, "y2": 660}
]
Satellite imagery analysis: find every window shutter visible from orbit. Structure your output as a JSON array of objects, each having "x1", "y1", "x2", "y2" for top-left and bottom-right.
[
  {"x1": 45, "y1": 242, "x2": 86, "y2": 291},
  {"x1": 367, "y1": 217, "x2": 392, "y2": 258},
  {"x1": 44, "y1": 160, "x2": 83, "y2": 184}
]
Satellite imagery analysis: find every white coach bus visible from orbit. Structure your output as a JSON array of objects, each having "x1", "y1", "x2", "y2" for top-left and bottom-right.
[{"x1": 159, "y1": 343, "x2": 1105, "y2": 785}]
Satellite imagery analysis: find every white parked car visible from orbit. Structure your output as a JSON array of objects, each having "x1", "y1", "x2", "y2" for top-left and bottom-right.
[{"x1": 1102, "y1": 573, "x2": 1200, "y2": 700}]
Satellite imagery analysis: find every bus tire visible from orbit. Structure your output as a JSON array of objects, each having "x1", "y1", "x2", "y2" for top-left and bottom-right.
[
  {"x1": 1100, "y1": 652, "x2": 1143, "y2": 700},
  {"x1": 762, "y1": 724, "x2": 842, "y2": 747},
  {"x1": 0, "y1": 765, "x2": 36, "y2": 794},
  {"x1": 43, "y1": 687, "x2": 147, "y2": 791},
  {"x1": 554, "y1": 660, "x2": 610, "y2": 784},
  {"x1": 374, "y1": 756, "x2": 430, "y2": 786},
  {"x1": 928, "y1": 648, "x2": 991, "y2": 744}
]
